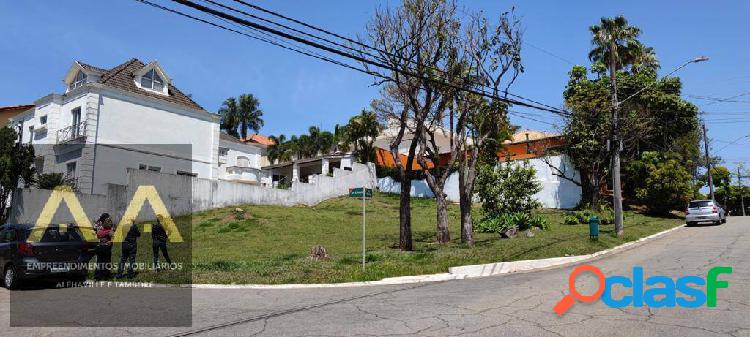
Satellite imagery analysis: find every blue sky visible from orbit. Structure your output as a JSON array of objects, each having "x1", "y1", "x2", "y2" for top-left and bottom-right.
[{"x1": 2, "y1": 0, "x2": 749, "y2": 175}]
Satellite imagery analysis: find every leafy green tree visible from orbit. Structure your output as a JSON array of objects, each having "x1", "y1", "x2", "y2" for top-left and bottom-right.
[
  {"x1": 35, "y1": 173, "x2": 76, "y2": 191},
  {"x1": 219, "y1": 94, "x2": 264, "y2": 139},
  {"x1": 0, "y1": 127, "x2": 35, "y2": 222},
  {"x1": 564, "y1": 35, "x2": 701, "y2": 211},
  {"x1": 633, "y1": 151, "x2": 695, "y2": 215},
  {"x1": 475, "y1": 160, "x2": 542, "y2": 218}
]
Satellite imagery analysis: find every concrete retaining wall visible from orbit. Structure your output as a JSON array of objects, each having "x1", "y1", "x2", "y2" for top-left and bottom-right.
[{"x1": 9, "y1": 163, "x2": 377, "y2": 224}]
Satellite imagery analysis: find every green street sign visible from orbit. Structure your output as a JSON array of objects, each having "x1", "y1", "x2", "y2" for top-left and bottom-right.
[{"x1": 349, "y1": 188, "x2": 373, "y2": 198}]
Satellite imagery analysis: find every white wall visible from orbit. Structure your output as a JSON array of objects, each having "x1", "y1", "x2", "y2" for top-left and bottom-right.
[
  {"x1": 218, "y1": 139, "x2": 267, "y2": 184},
  {"x1": 96, "y1": 91, "x2": 217, "y2": 178},
  {"x1": 376, "y1": 155, "x2": 582, "y2": 209}
]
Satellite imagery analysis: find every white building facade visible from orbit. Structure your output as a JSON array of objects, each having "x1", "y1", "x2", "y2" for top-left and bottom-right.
[
  {"x1": 218, "y1": 133, "x2": 271, "y2": 186},
  {"x1": 11, "y1": 59, "x2": 220, "y2": 195}
]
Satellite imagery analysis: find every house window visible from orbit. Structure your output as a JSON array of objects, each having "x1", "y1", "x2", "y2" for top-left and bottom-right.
[
  {"x1": 177, "y1": 170, "x2": 197, "y2": 177},
  {"x1": 237, "y1": 156, "x2": 250, "y2": 167},
  {"x1": 66, "y1": 162, "x2": 77, "y2": 178},
  {"x1": 28, "y1": 126, "x2": 34, "y2": 144},
  {"x1": 40, "y1": 115, "x2": 47, "y2": 125},
  {"x1": 140, "y1": 69, "x2": 164, "y2": 91},
  {"x1": 70, "y1": 71, "x2": 87, "y2": 90},
  {"x1": 71, "y1": 107, "x2": 82, "y2": 138},
  {"x1": 138, "y1": 164, "x2": 161, "y2": 172},
  {"x1": 16, "y1": 122, "x2": 23, "y2": 143},
  {"x1": 219, "y1": 148, "x2": 229, "y2": 156}
]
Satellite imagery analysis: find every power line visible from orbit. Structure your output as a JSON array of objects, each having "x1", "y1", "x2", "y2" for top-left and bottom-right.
[
  {"x1": 145, "y1": 0, "x2": 571, "y2": 116},
  {"x1": 523, "y1": 41, "x2": 576, "y2": 65},
  {"x1": 226, "y1": 0, "x2": 570, "y2": 116}
]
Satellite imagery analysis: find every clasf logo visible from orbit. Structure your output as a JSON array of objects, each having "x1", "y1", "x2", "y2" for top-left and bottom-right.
[{"x1": 554, "y1": 265, "x2": 732, "y2": 315}]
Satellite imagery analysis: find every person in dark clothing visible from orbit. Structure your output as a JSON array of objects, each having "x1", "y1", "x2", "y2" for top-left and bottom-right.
[
  {"x1": 94, "y1": 213, "x2": 114, "y2": 280},
  {"x1": 152, "y1": 215, "x2": 172, "y2": 271},
  {"x1": 116, "y1": 222, "x2": 141, "y2": 279}
]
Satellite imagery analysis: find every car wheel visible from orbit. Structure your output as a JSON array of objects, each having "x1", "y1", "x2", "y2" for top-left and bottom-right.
[
  {"x1": 722, "y1": 218, "x2": 727, "y2": 224},
  {"x1": 686, "y1": 222, "x2": 694, "y2": 227},
  {"x1": 3, "y1": 265, "x2": 18, "y2": 290}
]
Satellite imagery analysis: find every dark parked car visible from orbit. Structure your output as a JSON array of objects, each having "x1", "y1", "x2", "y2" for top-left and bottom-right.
[{"x1": 0, "y1": 224, "x2": 93, "y2": 289}]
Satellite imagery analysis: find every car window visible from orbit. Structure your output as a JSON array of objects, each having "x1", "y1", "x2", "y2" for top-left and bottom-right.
[
  {"x1": 0, "y1": 228, "x2": 11, "y2": 243},
  {"x1": 28, "y1": 226, "x2": 84, "y2": 243},
  {"x1": 689, "y1": 201, "x2": 711, "y2": 208}
]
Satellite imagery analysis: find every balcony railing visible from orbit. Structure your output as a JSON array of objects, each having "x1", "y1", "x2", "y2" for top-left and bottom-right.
[{"x1": 56, "y1": 121, "x2": 87, "y2": 144}]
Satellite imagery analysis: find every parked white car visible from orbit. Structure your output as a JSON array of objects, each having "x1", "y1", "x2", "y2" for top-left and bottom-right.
[{"x1": 686, "y1": 200, "x2": 727, "y2": 226}]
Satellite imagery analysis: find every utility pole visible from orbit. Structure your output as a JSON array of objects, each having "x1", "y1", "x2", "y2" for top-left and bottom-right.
[
  {"x1": 703, "y1": 123, "x2": 715, "y2": 201},
  {"x1": 738, "y1": 165, "x2": 746, "y2": 216},
  {"x1": 607, "y1": 55, "x2": 708, "y2": 237},
  {"x1": 609, "y1": 40, "x2": 624, "y2": 237}
]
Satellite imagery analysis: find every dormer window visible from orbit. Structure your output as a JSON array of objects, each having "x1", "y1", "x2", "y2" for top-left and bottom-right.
[
  {"x1": 70, "y1": 71, "x2": 87, "y2": 90},
  {"x1": 140, "y1": 69, "x2": 164, "y2": 91}
]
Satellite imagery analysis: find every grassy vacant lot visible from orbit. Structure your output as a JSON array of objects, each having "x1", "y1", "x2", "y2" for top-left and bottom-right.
[{"x1": 175, "y1": 193, "x2": 683, "y2": 284}]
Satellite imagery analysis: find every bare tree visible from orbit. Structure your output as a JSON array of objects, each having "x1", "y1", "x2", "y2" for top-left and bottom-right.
[
  {"x1": 457, "y1": 9, "x2": 524, "y2": 245},
  {"x1": 362, "y1": 0, "x2": 464, "y2": 248}
]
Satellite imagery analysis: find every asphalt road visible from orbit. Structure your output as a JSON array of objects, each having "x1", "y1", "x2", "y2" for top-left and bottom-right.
[{"x1": 1, "y1": 217, "x2": 749, "y2": 337}]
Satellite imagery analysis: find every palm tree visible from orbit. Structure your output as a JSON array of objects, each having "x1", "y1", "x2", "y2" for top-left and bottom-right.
[
  {"x1": 237, "y1": 94, "x2": 264, "y2": 140},
  {"x1": 218, "y1": 94, "x2": 264, "y2": 139},
  {"x1": 333, "y1": 124, "x2": 350, "y2": 153},
  {"x1": 268, "y1": 134, "x2": 290, "y2": 164},
  {"x1": 588, "y1": 16, "x2": 642, "y2": 73},
  {"x1": 218, "y1": 97, "x2": 240, "y2": 137},
  {"x1": 588, "y1": 15, "x2": 644, "y2": 238},
  {"x1": 346, "y1": 110, "x2": 382, "y2": 163},
  {"x1": 630, "y1": 42, "x2": 660, "y2": 74}
]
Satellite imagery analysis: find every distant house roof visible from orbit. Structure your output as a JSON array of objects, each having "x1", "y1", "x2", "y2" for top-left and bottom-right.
[
  {"x1": 77, "y1": 58, "x2": 206, "y2": 112},
  {"x1": 0, "y1": 104, "x2": 34, "y2": 113},
  {"x1": 220, "y1": 132, "x2": 246, "y2": 144},
  {"x1": 245, "y1": 134, "x2": 275, "y2": 146},
  {"x1": 373, "y1": 129, "x2": 566, "y2": 169},
  {"x1": 1, "y1": 104, "x2": 35, "y2": 126},
  {"x1": 504, "y1": 129, "x2": 562, "y2": 144}
]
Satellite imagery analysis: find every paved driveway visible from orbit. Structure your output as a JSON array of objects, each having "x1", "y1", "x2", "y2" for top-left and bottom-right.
[{"x1": 1, "y1": 217, "x2": 748, "y2": 337}]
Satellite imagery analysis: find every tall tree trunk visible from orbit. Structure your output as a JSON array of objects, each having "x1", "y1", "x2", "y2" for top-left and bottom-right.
[
  {"x1": 399, "y1": 176, "x2": 413, "y2": 251},
  {"x1": 458, "y1": 149, "x2": 477, "y2": 245},
  {"x1": 435, "y1": 191, "x2": 450, "y2": 243}
]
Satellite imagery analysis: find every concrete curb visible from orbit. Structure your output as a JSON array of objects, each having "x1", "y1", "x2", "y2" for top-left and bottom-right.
[
  {"x1": 449, "y1": 224, "x2": 685, "y2": 278},
  {"x1": 181, "y1": 224, "x2": 685, "y2": 289}
]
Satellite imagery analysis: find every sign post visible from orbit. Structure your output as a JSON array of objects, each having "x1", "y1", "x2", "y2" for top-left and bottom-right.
[
  {"x1": 362, "y1": 185, "x2": 366, "y2": 271},
  {"x1": 349, "y1": 187, "x2": 373, "y2": 271}
]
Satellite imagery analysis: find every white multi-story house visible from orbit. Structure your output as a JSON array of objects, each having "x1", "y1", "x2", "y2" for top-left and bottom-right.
[
  {"x1": 11, "y1": 58, "x2": 221, "y2": 194},
  {"x1": 218, "y1": 132, "x2": 271, "y2": 186}
]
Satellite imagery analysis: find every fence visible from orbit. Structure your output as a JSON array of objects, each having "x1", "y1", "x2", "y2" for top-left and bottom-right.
[{"x1": 8, "y1": 163, "x2": 376, "y2": 224}]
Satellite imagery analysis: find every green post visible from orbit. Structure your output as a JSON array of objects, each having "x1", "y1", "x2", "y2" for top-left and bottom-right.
[{"x1": 589, "y1": 215, "x2": 600, "y2": 240}]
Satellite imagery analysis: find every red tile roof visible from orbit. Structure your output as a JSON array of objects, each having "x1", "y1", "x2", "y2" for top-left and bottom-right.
[
  {"x1": 96, "y1": 58, "x2": 206, "y2": 112},
  {"x1": 244, "y1": 134, "x2": 275, "y2": 146}
]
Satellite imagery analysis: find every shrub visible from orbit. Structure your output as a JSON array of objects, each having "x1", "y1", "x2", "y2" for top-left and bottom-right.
[
  {"x1": 529, "y1": 215, "x2": 550, "y2": 230},
  {"x1": 35, "y1": 173, "x2": 76, "y2": 191},
  {"x1": 476, "y1": 160, "x2": 542, "y2": 218},
  {"x1": 478, "y1": 212, "x2": 546, "y2": 233},
  {"x1": 563, "y1": 214, "x2": 579, "y2": 226},
  {"x1": 477, "y1": 214, "x2": 517, "y2": 234}
]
